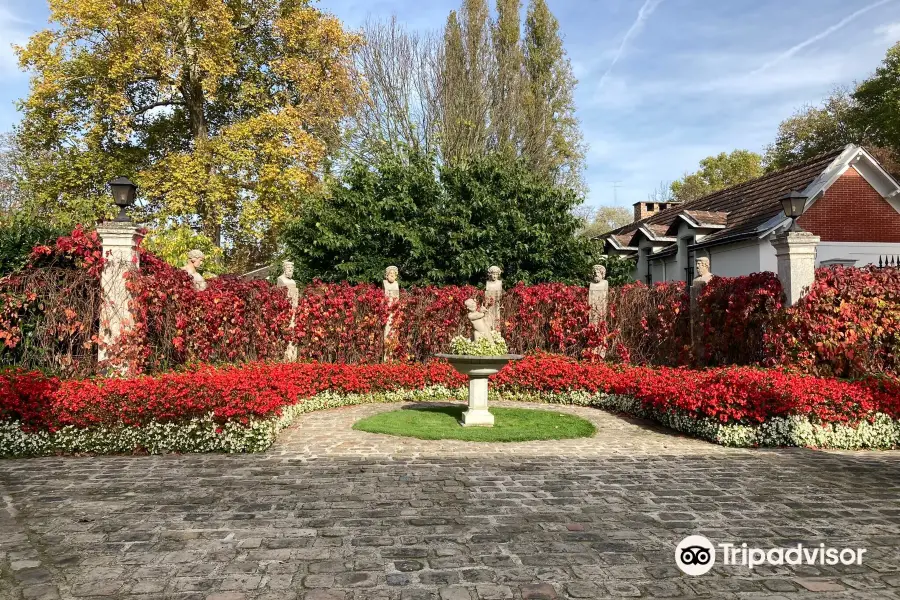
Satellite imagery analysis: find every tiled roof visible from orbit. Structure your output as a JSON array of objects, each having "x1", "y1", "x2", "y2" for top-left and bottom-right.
[
  {"x1": 642, "y1": 223, "x2": 674, "y2": 239},
  {"x1": 610, "y1": 234, "x2": 638, "y2": 249},
  {"x1": 683, "y1": 210, "x2": 729, "y2": 227},
  {"x1": 604, "y1": 148, "x2": 845, "y2": 247}
]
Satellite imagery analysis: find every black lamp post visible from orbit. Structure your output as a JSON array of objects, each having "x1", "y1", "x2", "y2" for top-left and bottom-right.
[
  {"x1": 108, "y1": 176, "x2": 137, "y2": 223},
  {"x1": 779, "y1": 190, "x2": 807, "y2": 232}
]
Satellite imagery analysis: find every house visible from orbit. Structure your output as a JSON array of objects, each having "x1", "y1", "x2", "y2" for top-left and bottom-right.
[{"x1": 600, "y1": 144, "x2": 900, "y2": 283}]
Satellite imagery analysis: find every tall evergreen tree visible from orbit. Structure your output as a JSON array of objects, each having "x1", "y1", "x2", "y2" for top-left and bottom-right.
[
  {"x1": 491, "y1": 0, "x2": 523, "y2": 156},
  {"x1": 440, "y1": 11, "x2": 470, "y2": 163},
  {"x1": 440, "y1": 0, "x2": 492, "y2": 164},
  {"x1": 522, "y1": 0, "x2": 585, "y2": 193}
]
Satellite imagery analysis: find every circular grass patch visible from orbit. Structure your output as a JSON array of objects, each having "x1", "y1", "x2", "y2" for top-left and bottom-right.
[{"x1": 352, "y1": 404, "x2": 596, "y2": 442}]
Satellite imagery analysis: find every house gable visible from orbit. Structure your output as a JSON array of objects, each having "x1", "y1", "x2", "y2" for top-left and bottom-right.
[{"x1": 797, "y1": 168, "x2": 900, "y2": 243}]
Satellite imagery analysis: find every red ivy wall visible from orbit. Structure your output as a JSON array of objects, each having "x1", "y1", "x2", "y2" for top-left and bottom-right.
[{"x1": 798, "y1": 167, "x2": 900, "y2": 243}]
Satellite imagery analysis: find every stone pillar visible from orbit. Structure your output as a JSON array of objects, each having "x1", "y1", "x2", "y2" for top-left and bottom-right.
[
  {"x1": 690, "y1": 257, "x2": 713, "y2": 363},
  {"x1": 771, "y1": 231, "x2": 820, "y2": 307},
  {"x1": 96, "y1": 221, "x2": 143, "y2": 364},
  {"x1": 588, "y1": 266, "x2": 609, "y2": 326},
  {"x1": 461, "y1": 375, "x2": 494, "y2": 427}
]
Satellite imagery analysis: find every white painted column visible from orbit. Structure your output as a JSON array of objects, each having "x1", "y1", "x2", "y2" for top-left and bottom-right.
[
  {"x1": 771, "y1": 231, "x2": 820, "y2": 307},
  {"x1": 461, "y1": 375, "x2": 494, "y2": 427},
  {"x1": 96, "y1": 222, "x2": 143, "y2": 365}
]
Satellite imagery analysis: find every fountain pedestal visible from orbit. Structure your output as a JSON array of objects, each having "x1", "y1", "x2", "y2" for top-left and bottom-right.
[{"x1": 434, "y1": 354, "x2": 523, "y2": 427}]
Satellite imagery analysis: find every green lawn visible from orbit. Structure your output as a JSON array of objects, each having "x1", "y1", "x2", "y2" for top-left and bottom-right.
[{"x1": 352, "y1": 404, "x2": 596, "y2": 442}]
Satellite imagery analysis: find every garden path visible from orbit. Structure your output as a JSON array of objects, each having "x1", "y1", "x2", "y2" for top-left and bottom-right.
[{"x1": 0, "y1": 401, "x2": 898, "y2": 600}]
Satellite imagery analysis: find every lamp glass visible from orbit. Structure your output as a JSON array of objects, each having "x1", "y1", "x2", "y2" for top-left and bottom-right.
[
  {"x1": 108, "y1": 177, "x2": 137, "y2": 223},
  {"x1": 779, "y1": 192, "x2": 806, "y2": 219}
]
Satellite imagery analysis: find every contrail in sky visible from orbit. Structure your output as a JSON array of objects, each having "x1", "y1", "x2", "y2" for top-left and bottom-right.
[
  {"x1": 598, "y1": 0, "x2": 664, "y2": 89},
  {"x1": 749, "y1": 0, "x2": 895, "y2": 75}
]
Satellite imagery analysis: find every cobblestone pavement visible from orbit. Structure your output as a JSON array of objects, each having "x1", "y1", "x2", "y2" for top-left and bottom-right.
[{"x1": 0, "y1": 401, "x2": 899, "y2": 600}]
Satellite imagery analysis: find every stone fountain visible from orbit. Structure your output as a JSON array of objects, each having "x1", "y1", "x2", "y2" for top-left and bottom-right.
[{"x1": 435, "y1": 298, "x2": 522, "y2": 427}]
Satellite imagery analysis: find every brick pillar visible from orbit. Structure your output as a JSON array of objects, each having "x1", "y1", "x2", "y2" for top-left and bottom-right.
[
  {"x1": 771, "y1": 231, "x2": 819, "y2": 307},
  {"x1": 96, "y1": 222, "x2": 143, "y2": 365}
]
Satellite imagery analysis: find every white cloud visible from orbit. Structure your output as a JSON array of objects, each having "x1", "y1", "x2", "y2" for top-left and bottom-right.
[{"x1": 875, "y1": 21, "x2": 900, "y2": 42}]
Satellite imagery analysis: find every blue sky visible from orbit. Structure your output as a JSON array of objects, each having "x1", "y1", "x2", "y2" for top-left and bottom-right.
[{"x1": 1, "y1": 0, "x2": 898, "y2": 210}]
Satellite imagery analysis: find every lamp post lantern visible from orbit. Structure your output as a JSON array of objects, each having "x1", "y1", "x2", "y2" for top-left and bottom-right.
[
  {"x1": 779, "y1": 190, "x2": 808, "y2": 232},
  {"x1": 108, "y1": 176, "x2": 137, "y2": 223}
]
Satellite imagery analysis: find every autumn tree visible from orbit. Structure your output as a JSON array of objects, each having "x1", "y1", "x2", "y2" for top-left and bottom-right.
[
  {"x1": 14, "y1": 0, "x2": 361, "y2": 270},
  {"x1": 580, "y1": 205, "x2": 633, "y2": 238},
  {"x1": 852, "y1": 42, "x2": 900, "y2": 173},
  {"x1": 764, "y1": 89, "x2": 858, "y2": 171},
  {"x1": 522, "y1": 0, "x2": 585, "y2": 193},
  {"x1": 671, "y1": 150, "x2": 763, "y2": 202}
]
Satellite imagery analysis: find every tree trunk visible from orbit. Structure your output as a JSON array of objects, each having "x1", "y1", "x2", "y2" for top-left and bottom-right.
[{"x1": 179, "y1": 15, "x2": 221, "y2": 248}]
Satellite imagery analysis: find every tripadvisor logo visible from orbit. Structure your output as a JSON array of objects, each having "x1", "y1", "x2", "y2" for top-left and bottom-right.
[
  {"x1": 675, "y1": 535, "x2": 715, "y2": 576},
  {"x1": 675, "y1": 535, "x2": 867, "y2": 576}
]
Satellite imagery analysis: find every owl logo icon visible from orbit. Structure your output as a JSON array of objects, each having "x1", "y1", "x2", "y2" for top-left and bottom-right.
[{"x1": 675, "y1": 535, "x2": 715, "y2": 576}]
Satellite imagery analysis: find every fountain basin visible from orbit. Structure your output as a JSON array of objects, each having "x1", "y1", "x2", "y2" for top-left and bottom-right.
[{"x1": 434, "y1": 353, "x2": 523, "y2": 426}]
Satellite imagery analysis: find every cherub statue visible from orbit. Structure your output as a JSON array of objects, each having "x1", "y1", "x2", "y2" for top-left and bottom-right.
[{"x1": 465, "y1": 298, "x2": 495, "y2": 342}]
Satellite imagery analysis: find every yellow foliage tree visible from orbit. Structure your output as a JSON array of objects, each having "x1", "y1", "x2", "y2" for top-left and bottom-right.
[{"x1": 14, "y1": 0, "x2": 361, "y2": 270}]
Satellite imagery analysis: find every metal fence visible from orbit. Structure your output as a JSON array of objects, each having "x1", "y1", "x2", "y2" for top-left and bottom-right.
[{"x1": 878, "y1": 255, "x2": 899, "y2": 268}]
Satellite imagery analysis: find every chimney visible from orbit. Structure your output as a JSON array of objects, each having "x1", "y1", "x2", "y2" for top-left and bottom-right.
[{"x1": 633, "y1": 200, "x2": 679, "y2": 222}]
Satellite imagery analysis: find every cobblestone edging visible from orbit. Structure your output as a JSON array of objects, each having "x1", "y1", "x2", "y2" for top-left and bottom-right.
[{"x1": 1, "y1": 386, "x2": 898, "y2": 457}]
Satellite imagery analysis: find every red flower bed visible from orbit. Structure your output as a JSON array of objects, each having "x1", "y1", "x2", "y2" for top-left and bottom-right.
[{"x1": 2, "y1": 356, "x2": 897, "y2": 433}]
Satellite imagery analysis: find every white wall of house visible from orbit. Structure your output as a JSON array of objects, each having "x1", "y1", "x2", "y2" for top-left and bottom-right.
[
  {"x1": 638, "y1": 231, "x2": 900, "y2": 284},
  {"x1": 662, "y1": 257, "x2": 678, "y2": 281},
  {"x1": 635, "y1": 237, "x2": 671, "y2": 283},
  {"x1": 704, "y1": 240, "x2": 761, "y2": 277},
  {"x1": 760, "y1": 239, "x2": 777, "y2": 274},
  {"x1": 815, "y1": 242, "x2": 900, "y2": 266},
  {"x1": 650, "y1": 259, "x2": 666, "y2": 283}
]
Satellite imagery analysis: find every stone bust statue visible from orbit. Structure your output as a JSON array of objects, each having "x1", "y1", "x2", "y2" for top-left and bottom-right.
[
  {"x1": 465, "y1": 298, "x2": 494, "y2": 342},
  {"x1": 588, "y1": 264, "x2": 609, "y2": 324},
  {"x1": 277, "y1": 260, "x2": 299, "y2": 306},
  {"x1": 590, "y1": 265, "x2": 608, "y2": 290},
  {"x1": 692, "y1": 257, "x2": 713, "y2": 287},
  {"x1": 383, "y1": 266, "x2": 400, "y2": 301},
  {"x1": 183, "y1": 249, "x2": 207, "y2": 291},
  {"x1": 690, "y1": 256, "x2": 713, "y2": 361}
]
